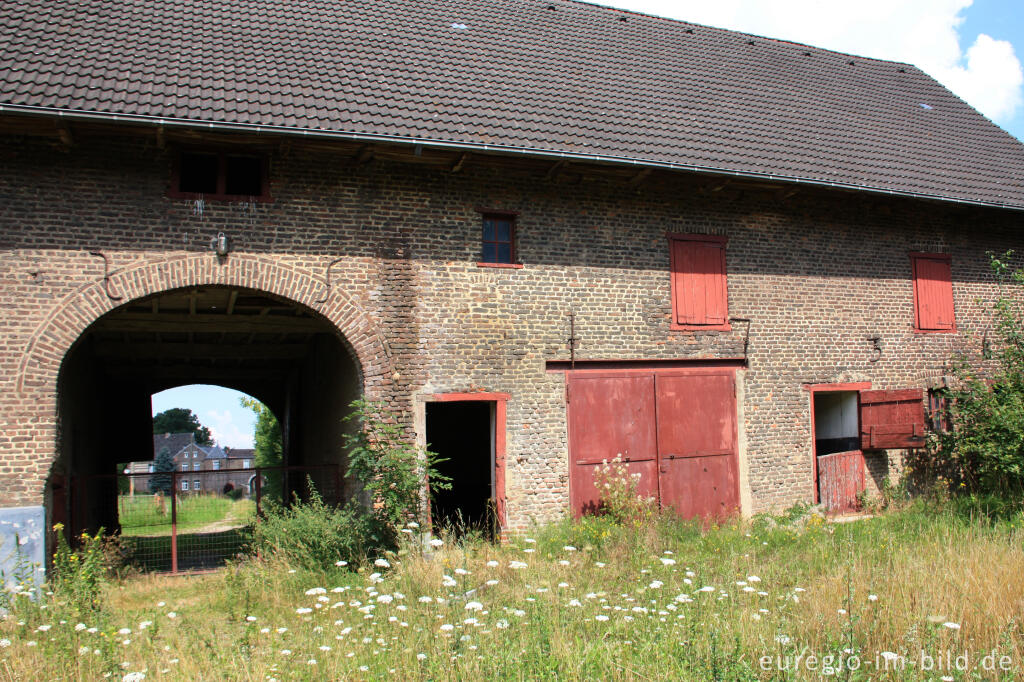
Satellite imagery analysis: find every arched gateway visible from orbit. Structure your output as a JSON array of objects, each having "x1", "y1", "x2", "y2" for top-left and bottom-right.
[{"x1": 2, "y1": 254, "x2": 392, "y2": 571}]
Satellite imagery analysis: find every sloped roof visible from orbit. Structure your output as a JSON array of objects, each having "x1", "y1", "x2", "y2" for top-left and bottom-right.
[
  {"x1": 2, "y1": 0, "x2": 1024, "y2": 209},
  {"x1": 200, "y1": 445, "x2": 228, "y2": 460},
  {"x1": 152, "y1": 432, "x2": 194, "y2": 458},
  {"x1": 226, "y1": 448, "x2": 255, "y2": 460}
]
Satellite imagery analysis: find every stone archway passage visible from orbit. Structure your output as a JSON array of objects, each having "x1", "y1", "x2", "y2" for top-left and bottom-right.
[
  {"x1": 56, "y1": 286, "x2": 365, "y2": 556},
  {"x1": 0, "y1": 254, "x2": 394, "y2": 576}
]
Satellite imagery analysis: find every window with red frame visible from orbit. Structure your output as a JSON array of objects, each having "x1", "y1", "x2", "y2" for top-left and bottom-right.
[
  {"x1": 172, "y1": 150, "x2": 270, "y2": 201},
  {"x1": 481, "y1": 214, "x2": 516, "y2": 265},
  {"x1": 910, "y1": 253, "x2": 954, "y2": 332},
  {"x1": 668, "y1": 234, "x2": 730, "y2": 330}
]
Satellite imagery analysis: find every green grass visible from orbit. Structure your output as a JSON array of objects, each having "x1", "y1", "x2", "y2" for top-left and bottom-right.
[
  {"x1": 4, "y1": 498, "x2": 1024, "y2": 680},
  {"x1": 117, "y1": 494, "x2": 255, "y2": 536}
]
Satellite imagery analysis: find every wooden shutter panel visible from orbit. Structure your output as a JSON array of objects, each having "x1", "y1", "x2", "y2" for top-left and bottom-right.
[
  {"x1": 671, "y1": 237, "x2": 728, "y2": 327},
  {"x1": 859, "y1": 389, "x2": 926, "y2": 449},
  {"x1": 913, "y1": 255, "x2": 954, "y2": 331}
]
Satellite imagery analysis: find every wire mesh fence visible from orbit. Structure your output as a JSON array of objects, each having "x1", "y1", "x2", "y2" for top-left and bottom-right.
[{"x1": 68, "y1": 465, "x2": 342, "y2": 574}]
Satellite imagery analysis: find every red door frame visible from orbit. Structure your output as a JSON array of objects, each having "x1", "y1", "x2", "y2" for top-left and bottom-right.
[
  {"x1": 561, "y1": 366, "x2": 740, "y2": 517},
  {"x1": 427, "y1": 392, "x2": 509, "y2": 529},
  {"x1": 804, "y1": 382, "x2": 871, "y2": 504}
]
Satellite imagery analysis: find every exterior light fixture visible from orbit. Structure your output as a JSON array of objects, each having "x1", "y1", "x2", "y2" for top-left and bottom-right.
[{"x1": 213, "y1": 231, "x2": 229, "y2": 257}]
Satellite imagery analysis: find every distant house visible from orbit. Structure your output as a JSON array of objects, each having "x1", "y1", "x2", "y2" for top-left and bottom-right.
[{"x1": 127, "y1": 434, "x2": 257, "y2": 495}]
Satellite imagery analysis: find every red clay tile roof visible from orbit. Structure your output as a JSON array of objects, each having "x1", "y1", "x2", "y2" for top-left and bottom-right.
[{"x1": 2, "y1": 0, "x2": 1024, "y2": 209}]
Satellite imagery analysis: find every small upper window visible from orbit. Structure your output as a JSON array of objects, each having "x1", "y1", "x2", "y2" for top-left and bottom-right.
[
  {"x1": 668, "y1": 234, "x2": 730, "y2": 331},
  {"x1": 181, "y1": 463, "x2": 188, "y2": 472},
  {"x1": 927, "y1": 388, "x2": 951, "y2": 433},
  {"x1": 480, "y1": 214, "x2": 516, "y2": 265},
  {"x1": 212, "y1": 460, "x2": 221, "y2": 470},
  {"x1": 172, "y1": 150, "x2": 270, "y2": 201},
  {"x1": 910, "y1": 253, "x2": 955, "y2": 332}
]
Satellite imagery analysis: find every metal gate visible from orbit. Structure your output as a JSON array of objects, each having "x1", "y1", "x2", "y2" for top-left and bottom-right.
[
  {"x1": 567, "y1": 367, "x2": 739, "y2": 520},
  {"x1": 66, "y1": 465, "x2": 342, "y2": 573}
]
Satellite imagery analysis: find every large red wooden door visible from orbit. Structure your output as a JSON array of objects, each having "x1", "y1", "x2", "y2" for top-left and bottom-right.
[
  {"x1": 567, "y1": 368, "x2": 739, "y2": 520},
  {"x1": 656, "y1": 373, "x2": 739, "y2": 519},
  {"x1": 567, "y1": 374, "x2": 658, "y2": 516}
]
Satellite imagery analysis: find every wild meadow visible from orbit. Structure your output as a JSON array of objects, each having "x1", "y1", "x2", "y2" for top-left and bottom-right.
[{"x1": 2, "y1": 496, "x2": 1022, "y2": 681}]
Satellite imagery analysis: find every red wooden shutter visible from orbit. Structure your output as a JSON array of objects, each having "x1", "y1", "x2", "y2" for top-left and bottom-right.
[
  {"x1": 670, "y1": 236, "x2": 728, "y2": 327},
  {"x1": 912, "y1": 255, "x2": 954, "y2": 331},
  {"x1": 859, "y1": 389, "x2": 926, "y2": 449}
]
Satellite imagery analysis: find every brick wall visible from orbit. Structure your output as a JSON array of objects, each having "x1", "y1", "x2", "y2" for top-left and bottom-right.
[{"x1": 0, "y1": 131, "x2": 1019, "y2": 528}]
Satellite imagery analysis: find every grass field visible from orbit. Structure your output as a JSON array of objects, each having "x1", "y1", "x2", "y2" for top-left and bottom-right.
[
  {"x1": 118, "y1": 494, "x2": 255, "y2": 537},
  {"x1": 2, "y1": 498, "x2": 1023, "y2": 680}
]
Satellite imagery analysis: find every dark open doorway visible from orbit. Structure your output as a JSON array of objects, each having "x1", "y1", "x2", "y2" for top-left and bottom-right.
[
  {"x1": 426, "y1": 401, "x2": 496, "y2": 538},
  {"x1": 811, "y1": 388, "x2": 865, "y2": 513}
]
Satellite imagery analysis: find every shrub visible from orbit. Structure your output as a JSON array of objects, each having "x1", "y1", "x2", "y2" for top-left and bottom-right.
[
  {"x1": 930, "y1": 251, "x2": 1024, "y2": 495},
  {"x1": 50, "y1": 525, "x2": 108, "y2": 618},
  {"x1": 589, "y1": 455, "x2": 657, "y2": 525},
  {"x1": 251, "y1": 484, "x2": 378, "y2": 571},
  {"x1": 343, "y1": 399, "x2": 449, "y2": 545}
]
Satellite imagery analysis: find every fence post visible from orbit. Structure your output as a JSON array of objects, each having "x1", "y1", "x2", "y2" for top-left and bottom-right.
[
  {"x1": 254, "y1": 468, "x2": 262, "y2": 519},
  {"x1": 170, "y1": 471, "x2": 178, "y2": 574}
]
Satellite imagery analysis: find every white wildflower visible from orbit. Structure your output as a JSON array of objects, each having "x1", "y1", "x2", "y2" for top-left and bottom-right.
[
  {"x1": 465, "y1": 601, "x2": 483, "y2": 611},
  {"x1": 305, "y1": 587, "x2": 327, "y2": 596},
  {"x1": 374, "y1": 558, "x2": 391, "y2": 568},
  {"x1": 428, "y1": 538, "x2": 444, "y2": 548}
]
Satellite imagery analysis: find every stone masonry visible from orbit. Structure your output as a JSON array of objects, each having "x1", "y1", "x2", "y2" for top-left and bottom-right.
[{"x1": 0, "y1": 129, "x2": 1020, "y2": 533}]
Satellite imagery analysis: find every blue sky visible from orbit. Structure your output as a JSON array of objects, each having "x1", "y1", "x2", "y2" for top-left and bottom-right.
[
  {"x1": 155, "y1": 1, "x2": 1024, "y2": 449},
  {"x1": 953, "y1": 0, "x2": 1024, "y2": 139},
  {"x1": 152, "y1": 385, "x2": 257, "y2": 449}
]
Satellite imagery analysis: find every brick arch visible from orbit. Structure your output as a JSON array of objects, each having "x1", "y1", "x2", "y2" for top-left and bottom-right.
[{"x1": 17, "y1": 253, "x2": 392, "y2": 397}]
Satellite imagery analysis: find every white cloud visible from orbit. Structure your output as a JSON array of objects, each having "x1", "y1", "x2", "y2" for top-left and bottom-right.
[
  {"x1": 599, "y1": 0, "x2": 1024, "y2": 124},
  {"x1": 205, "y1": 409, "x2": 254, "y2": 449}
]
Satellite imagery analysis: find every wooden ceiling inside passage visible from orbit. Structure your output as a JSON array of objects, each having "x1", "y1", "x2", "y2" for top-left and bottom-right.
[{"x1": 87, "y1": 287, "x2": 334, "y2": 385}]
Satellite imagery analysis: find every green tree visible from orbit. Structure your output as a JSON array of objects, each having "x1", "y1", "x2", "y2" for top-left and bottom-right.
[
  {"x1": 240, "y1": 397, "x2": 282, "y2": 467},
  {"x1": 152, "y1": 407, "x2": 212, "y2": 445},
  {"x1": 149, "y1": 447, "x2": 174, "y2": 495},
  {"x1": 241, "y1": 397, "x2": 283, "y2": 502}
]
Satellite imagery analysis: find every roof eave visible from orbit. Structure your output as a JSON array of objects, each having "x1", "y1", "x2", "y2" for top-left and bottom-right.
[{"x1": 3, "y1": 103, "x2": 1022, "y2": 213}]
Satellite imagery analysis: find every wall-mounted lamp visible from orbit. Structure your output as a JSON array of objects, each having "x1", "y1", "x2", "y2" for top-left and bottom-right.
[{"x1": 213, "y1": 232, "x2": 229, "y2": 258}]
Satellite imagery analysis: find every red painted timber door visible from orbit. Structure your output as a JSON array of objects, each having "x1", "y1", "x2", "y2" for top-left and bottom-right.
[
  {"x1": 817, "y1": 450, "x2": 865, "y2": 513},
  {"x1": 656, "y1": 373, "x2": 740, "y2": 519},
  {"x1": 567, "y1": 369, "x2": 739, "y2": 520},
  {"x1": 567, "y1": 374, "x2": 659, "y2": 516}
]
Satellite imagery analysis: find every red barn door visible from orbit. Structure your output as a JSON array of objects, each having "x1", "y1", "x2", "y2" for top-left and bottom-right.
[
  {"x1": 567, "y1": 374, "x2": 658, "y2": 516},
  {"x1": 567, "y1": 367, "x2": 739, "y2": 520}
]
